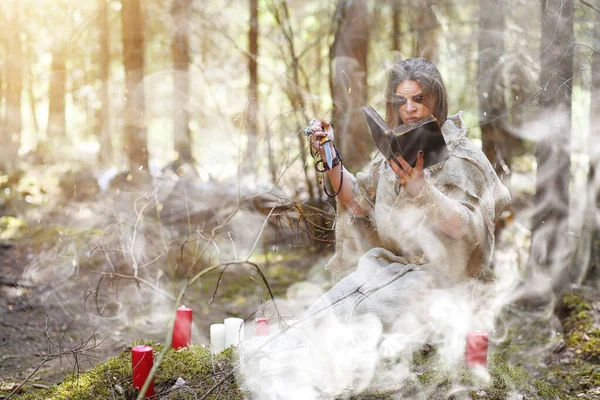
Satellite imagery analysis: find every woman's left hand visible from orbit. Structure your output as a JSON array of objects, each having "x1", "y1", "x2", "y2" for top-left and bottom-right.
[{"x1": 389, "y1": 150, "x2": 426, "y2": 197}]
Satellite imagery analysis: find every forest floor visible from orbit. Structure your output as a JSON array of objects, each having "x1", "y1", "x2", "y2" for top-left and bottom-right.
[
  {"x1": 0, "y1": 165, "x2": 599, "y2": 399},
  {"x1": 0, "y1": 163, "x2": 331, "y2": 397},
  {"x1": 0, "y1": 230, "x2": 328, "y2": 396}
]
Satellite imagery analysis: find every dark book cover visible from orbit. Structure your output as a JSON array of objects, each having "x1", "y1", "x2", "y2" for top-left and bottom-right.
[{"x1": 361, "y1": 105, "x2": 449, "y2": 169}]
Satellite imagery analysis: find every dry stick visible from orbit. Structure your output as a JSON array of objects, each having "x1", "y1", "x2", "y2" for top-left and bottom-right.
[
  {"x1": 136, "y1": 282, "x2": 189, "y2": 400},
  {"x1": 134, "y1": 257, "x2": 283, "y2": 399},
  {"x1": 581, "y1": 0, "x2": 600, "y2": 14},
  {"x1": 0, "y1": 277, "x2": 36, "y2": 287},
  {"x1": 181, "y1": 187, "x2": 280, "y2": 275},
  {"x1": 5, "y1": 331, "x2": 108, "y2": 400},
  {"x1": 131, "y1": 197, "x2": 153, "y2": 278},
  {"x1": 137, "y1": 201, "x2": 280, "y2": 398},
  {"x1": 94, "y1": 272, "x2": 176, "y2": 302},
  {"x1": 209, "y1": 266, "x2": 229, "y2": 305},
  {"x1": 5, "y1": 356, "x2": 51, "y2": 399}
]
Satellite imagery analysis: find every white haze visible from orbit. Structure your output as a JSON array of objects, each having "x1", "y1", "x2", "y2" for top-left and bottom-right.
[{"x1": 7, "y1": 0, "x2": 598, "y2": 398}]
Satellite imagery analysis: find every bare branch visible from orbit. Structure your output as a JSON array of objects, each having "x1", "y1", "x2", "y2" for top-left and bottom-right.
[
  {"x1": 5, "y1": 329, "x2": 109, "y2": 400},
  {"x1": 580, "y1": 0, "x2": 600, "y2": 13},
  {"x1": 93, "y1": 272, "x2": 176, "y2": 302}
]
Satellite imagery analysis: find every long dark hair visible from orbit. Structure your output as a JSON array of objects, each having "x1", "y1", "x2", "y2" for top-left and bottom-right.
[{"x1": 384, "y1": 58, "x2": 449, "y2": 128}]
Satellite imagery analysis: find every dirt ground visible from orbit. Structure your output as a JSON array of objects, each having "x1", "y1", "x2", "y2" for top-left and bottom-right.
[
  {"x1": 0, "y1": 239, "x2": 128, "y2": 388},
  {"x1": 0, "y1": 233, "x2": 325, "y2": 396},
  {"x1": 0, "y1": 167, "x2": 327, "y2": 396}
]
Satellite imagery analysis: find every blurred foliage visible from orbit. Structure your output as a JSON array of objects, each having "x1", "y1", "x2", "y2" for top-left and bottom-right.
[
  {"x1": 0, "y1": 0, "x2": 594, "y2": 178},
  {"x1": 0, "y1": 216, "x2": 27, "y2": 240}
]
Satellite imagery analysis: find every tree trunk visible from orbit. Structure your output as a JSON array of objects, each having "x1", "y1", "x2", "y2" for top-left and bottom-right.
[
  {"x1": 330, "y1": 0, "x2": 370, "y2": 174},
  {"x1": 529, "y1": 0, "x2": 574, "y2": 299},
  {"x1": 121, "y1": 0, "x2": 149, "y2": 173},
  {"x1": 27, "y1": 56, "x2": 40, "y2": 139},
  {"x1": 477, "y1": 0, "x2": 511, "y2": 181},
  {"x1": 3, "y1": 11, "x2": 23, "y2": 172},
  {"x1": 0, "y1": 50, "x2": 4, "y2": 142},
  {"x1": 97, "y1": 0, "x2": 112, "y2": 164},
  {"x1": 415, "y1": 0, "x2": 439, "y2": 63},
  {"x1": 47, "y1": 49, "x2": 67, "y2": 140},
  {"x1": 172, "y1": 0, "x2": 192, "y2": 166},
  {"x1": 392, "y1": 0, "x2": 401, "y2": 54},
  {"x1": 578, "y1": 8, "x2": 600, "y2": 287},
  {"x1": 247, "y1": 0, "x2": 259, "y2": 142}
]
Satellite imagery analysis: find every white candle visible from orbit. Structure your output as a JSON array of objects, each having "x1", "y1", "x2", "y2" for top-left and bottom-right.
[
  {"x1": 210, "y1": 324, "x2": 225, "y2": 354},
  {"x1": 224, "y1": 317, "x2": 244, "y2": 348}
]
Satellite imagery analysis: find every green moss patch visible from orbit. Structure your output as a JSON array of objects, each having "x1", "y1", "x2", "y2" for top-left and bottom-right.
[
  {"x1": 351, "y1": 347, "x2": 567, "y2": 400},
  {"x1": 0, "y1": 216, "x2": 28, "y2": 240},
  {"x1": 16, "y1": 342, "x2": 243, "y2": 400},
  {"x1": 561, "y1": 292, "x2": 600, "y2": 363},
  {"x1": 14, "y1": 340, "x2": 570, "y2": 400}
]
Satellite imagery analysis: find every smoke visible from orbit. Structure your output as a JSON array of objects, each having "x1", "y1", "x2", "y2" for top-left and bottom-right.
[
  {"x1": 235, "y1": 275, "x2": 497, "y2": 399},
  {"x1": 229, "y1": 92, "x2": 598, "y2": 398},
  {"x1": 6, "y1": 1, "x2": 600, "y2": 397}
]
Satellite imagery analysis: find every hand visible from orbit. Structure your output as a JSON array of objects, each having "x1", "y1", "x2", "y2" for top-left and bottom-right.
[
  {"x1": 389, "y1": 150, "x2": 425, "y2": 197},
  {"x1": 305, "y1": 118, "x2": 334, "y2": 155}
]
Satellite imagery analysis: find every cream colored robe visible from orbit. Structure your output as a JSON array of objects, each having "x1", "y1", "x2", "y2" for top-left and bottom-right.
[{"x1": 305, "y1": 112, "x2": 511, "y2": 333}]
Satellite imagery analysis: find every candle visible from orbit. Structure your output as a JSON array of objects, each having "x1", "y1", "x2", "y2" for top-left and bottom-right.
[
  {"x1": 224, "y1": 317, "x2": 244, "y2": 348},
  {"x1": 172, "y1": 306, "x2": 193, "y2": 349},
  {"x1": 210, "y1": 323, "x2": 225, "y2": 354},
  {"x1": 465, "y1": 330, "x2": 488, "y2": 368},
  {"x1": 131, "y1": 345, "x2": 154, "y2": 397},
  {"x1": 255, "y1": 317, "x2": 270, "y2": 336}
]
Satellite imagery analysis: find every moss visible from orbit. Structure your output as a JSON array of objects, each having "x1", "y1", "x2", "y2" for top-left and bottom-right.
[
  {"x1": 193, "y1": 259, "x2": 307, "y2": 306},
  {"x1": 354, "y1": 346, "x2": 566, "y2": 400},
  {"x1": 348, "y1": 392, "x2": 395, "y2": 399},
  {"x1": 15, "y1": 341, "x2": 573, "y2": 400},
  {"x1": 265, "y1": 264, "x2": 305, "y2": 297},
  {"x1": 17, "y1": 350, "x2": 132, "y2": 399},
  {"x1": 561, "y1": 292, "x2": 600, "y2": 363},
  {"x1": 0, "y1": 216, "x2": 27, "y2": 240},
  {"x1": 16, "y1": 342, "x2": 243, "y2": 400}
]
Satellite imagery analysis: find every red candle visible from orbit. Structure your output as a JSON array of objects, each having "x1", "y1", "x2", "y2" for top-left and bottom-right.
[
  {"x1": 131, "y1": 345, "x2": 154, "y2": 397},
  {"x1": 465, "y1": 330, "x2": 488, "y2": 368},
  {"x1": 255, "y1": 317, "x2": 269, "y2": 336},
  {"x1": 172, "y1": 306, "x2": 193, "y2": 349}
]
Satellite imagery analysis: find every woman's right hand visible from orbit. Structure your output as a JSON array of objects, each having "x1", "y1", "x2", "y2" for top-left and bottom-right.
[{"x1": 306, "y1": 118, "x2": 335, "y2": 155}]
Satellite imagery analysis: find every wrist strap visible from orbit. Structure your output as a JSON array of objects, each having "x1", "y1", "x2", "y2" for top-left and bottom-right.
[{"x1": 323, "y1": 145, "x2": 343, "y2": 198}]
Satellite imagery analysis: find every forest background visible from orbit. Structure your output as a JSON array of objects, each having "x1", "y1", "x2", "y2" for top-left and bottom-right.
[{"x1": 0, "y1": 0, "x2": 599, "y2": 398}]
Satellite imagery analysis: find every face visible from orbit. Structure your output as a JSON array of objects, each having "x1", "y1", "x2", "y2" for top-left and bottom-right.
[{"x1": 394, "y1": 80, "x2": 433, "y2": 123}]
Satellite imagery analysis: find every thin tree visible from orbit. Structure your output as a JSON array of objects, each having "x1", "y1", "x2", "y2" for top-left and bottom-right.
[
  {"x1": 415, "y1": 0, "x2": 439, "y2": 63},
  {"x1": 330, "y1": 0, "x2": 370, "y2": 173},
  {"x1": 47, "y1": 48, "x2": 67, "y2": 141},
  {"x1": 529, "y1": 0, "x2": 574, "y2": 298},
  {"x1": 172, "y1": 0, "x2": 193, "y2": 167},
  {"x1": 37, "y1": 6, "x2": 101, "y2": 160},
  {"x1": 97, "y1": 0, "x2": 112, "y2": 164},
  {"x1": 121, "y1": 0, "x2": 149, "y2": 174},
  {"x1": 247, "y1": 0, "x2": 259, "y2": 154},
  {"x1": 268, "y1": 0, "x2": 317, "y2": 201},
  {"x1": 477, "y1": 0, "x2": 511, "y2": 181},
  {"x1": 27, "y1": 48, "x2": 40, "y2": 142},
  {"x1": 0, "y1": 28, "x2": 5, "y2": 147},
  {"x1": 391, "y1": 0, "x2": 402, "y2": 54},
  {"x1": 3, "y1": 6, "x2": 22, "y2": 172},
  {"x1": 578, "y1": 2, "x2": 600, "y2": 285}
]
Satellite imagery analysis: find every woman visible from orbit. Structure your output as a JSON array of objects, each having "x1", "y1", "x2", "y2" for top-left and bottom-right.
[{"x1": 304, "y1": 58, "x2": 511, "y2": 347}]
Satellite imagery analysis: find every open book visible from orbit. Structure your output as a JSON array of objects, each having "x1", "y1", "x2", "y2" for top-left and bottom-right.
[{"x1": 361, "y1": 105, "x2": 449, "y2": 169}]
